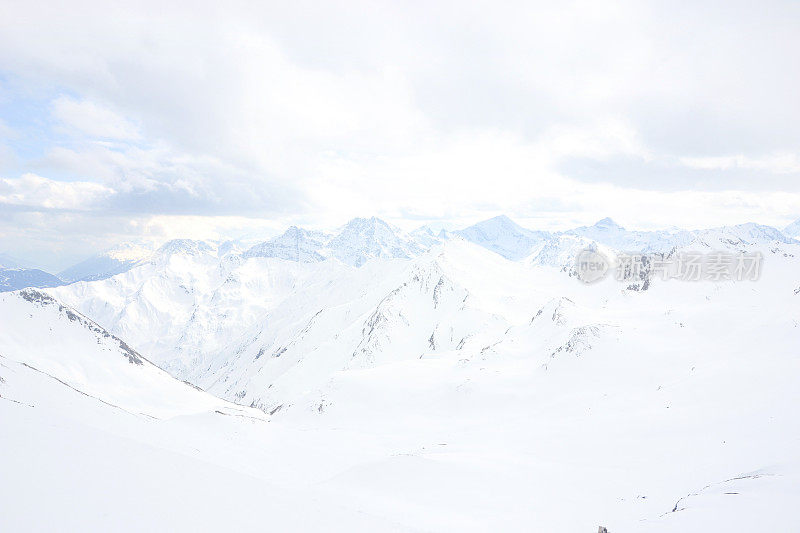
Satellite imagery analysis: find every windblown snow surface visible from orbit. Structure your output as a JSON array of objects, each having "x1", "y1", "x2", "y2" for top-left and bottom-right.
[{"x1": 3, "y1": 219, "x2": 800, "y2": 532}]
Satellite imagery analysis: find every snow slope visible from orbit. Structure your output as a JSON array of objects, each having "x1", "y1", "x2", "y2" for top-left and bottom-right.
[
  {"x1": 0, "y1": 290, "x2": 412, "y2": 532},
  {"x1": 0, "y1": 289, "x2": 252, "y2": 418}
]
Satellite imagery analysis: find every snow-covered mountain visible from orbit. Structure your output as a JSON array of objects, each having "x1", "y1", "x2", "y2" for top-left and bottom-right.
[
  {"x1": 58, "y1": 243, "x2": 154, "y2": 283},
  {"x1": 185, "y1": 241, "x2": 524, "y2": 412},
  {"x1": 52, "y1": 236, "x2": 539, "y2": 406},
  {"x1": 697, "y1": 222, "x2": 797, "y2": 246},
  {"x1": 0, "y1": 288, "x2": 249, "y2": 417},
  {"x1": 58, "y1": 240, "x2": 232, "y2": 284},
  {"x1": 49, "y1": 215, "x2": 800, "y2": 392},
  {"x1": 8, "y1": 214, "x2": 800, "y2": 531},
  {"x1": 0, "y1": 289, "x2": 406, "y2": 531},
  {"x1": 244, "y1": 226, "x2": 329, "y2": 262},
  {"x1": 565, "y1": 217, "x2": 694, "y2": 253},
  {"x1": 0, "y1": 251, "x2": 64, "y2": 292},
  {"x1": 53, "y1": 216, "x2": 799, "y2": 287},
  {"x1": 0, "y1": 267, "x2": 63, "y2": 292},
  {"x1": 409, "y1": 225, "x2": 451, "y2": 248},
  {"x1": 153, "y1": 238, "x2": 216, "y2": 259},
  {"x1": 243, "y1": 217, "x2": 422, "y2": 267},
  {"x1": 326, "y1": 216, "x2": 423, "y2": 266},
  {"x1": 33, "y1": 226, "x2": 800, "y2": 531},
  {"x1": 455, "y1": 214, "x2": 551, "y2": 260},
  {"x1": 50, "y1": 219, "x2": 800, "y2": 409},
  {"x1": 524, "y1": 233, "x2": 613, "y2": 269}
]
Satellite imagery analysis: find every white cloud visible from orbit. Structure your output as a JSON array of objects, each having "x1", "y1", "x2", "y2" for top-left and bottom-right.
[
  {"x1": 679, "y1": 153, "x2": 800, "y2": 174},
  {"x1": 52, "y1": 96, "x2": 140, "y2": 140},
  {"x1": 0, "y1": 0, "x2": 800, "y2": 259},
  {"x1": 0, "y1": 173, "x2": 115, "y2": 210}
]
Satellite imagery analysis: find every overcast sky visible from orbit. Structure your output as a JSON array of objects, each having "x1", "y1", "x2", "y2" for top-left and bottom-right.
[{"x1": 2, "y1": 0, "x2": 800, "y2": 270}]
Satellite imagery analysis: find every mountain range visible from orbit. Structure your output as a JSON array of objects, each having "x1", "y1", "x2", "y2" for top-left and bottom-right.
[
  {"x1": 3, "y1": 214, "x2": 800, "y2": 530},
  {"x1": 4, "y1": 214, "x2": 799, "y2": 292}
]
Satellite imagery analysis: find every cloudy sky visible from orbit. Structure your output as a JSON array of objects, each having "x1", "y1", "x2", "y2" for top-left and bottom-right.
[{"x1": 1, "y1": 0, "x2": 800, "y2": 270}]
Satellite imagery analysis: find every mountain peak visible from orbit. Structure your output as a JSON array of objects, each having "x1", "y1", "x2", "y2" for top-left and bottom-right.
[
  {"x1": 593, "y1": 217, "x2": 624, "y2": 230},
  {"x1": 284, "y1": 225, "x2": 303, "y2": 236},
  {"x1": 329, "y1": 217, "x2": 420, "y2": 266},
  {"x1": 481, "y1": 214, "x2": 521, "y2": 229},
  {"x1": 455, "y1": 215, "x2": 550, "y2": 260},
  {"x1": 342, "y1": 216, "x2": 393, "y2": 231},
  {"x1": 244, "y1": 226, "x2": 327, "y2": 262}
]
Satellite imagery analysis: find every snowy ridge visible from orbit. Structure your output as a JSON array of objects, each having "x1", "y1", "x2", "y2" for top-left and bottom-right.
[{"x1": 0, "y1": 289, "x2": 256, "y2": 419}]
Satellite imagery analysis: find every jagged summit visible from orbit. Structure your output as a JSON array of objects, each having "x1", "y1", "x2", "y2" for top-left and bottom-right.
[
  {"x1": 156, "y1": 239, "x2": 215, "y2": 257},
  {"x1": 327, "y1": 217, "x2": 422, "y2": 266},
  {"x1": 409, "y1": 225, "x2": 451, "y2": 248},
  {"x1": 244, "y1": 226, "x2": 328, "y2": 262}
]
